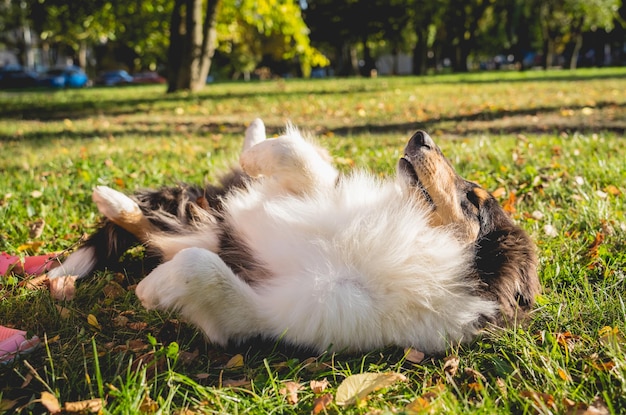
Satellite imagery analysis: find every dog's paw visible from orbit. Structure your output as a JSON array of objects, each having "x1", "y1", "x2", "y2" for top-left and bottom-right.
[
  {"x1": 92, "y1": 186, "x2": 141, "y2": 221},
  {"x1": 135, "y1": 258, "x2": 182, "y2": 310},
  {"x1": 242, "y1": 118, "x2": 266, "y2": 152}
]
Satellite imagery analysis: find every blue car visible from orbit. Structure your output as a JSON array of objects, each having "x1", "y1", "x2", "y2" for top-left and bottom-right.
[
  {"x1": 96, "y1": 70, "x2": 134, "y2": 86},
  {"x1": 38, "y1": 66, "x2": 89, "y2": 88}
]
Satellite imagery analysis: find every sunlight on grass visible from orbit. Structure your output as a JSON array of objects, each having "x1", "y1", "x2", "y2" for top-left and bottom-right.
[{"x1": 1, "y1": 68, "x2": 625, "y2": 413}]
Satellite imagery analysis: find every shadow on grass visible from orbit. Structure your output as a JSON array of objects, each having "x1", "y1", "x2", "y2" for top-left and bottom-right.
[{"x1": 2, "y1": 101, "x2": 624, "y2": 142}]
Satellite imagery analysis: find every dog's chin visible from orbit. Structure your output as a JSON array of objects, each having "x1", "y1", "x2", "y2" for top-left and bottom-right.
[{"x1": 398, "y1": 157, "x2": 434, "y2": 206}]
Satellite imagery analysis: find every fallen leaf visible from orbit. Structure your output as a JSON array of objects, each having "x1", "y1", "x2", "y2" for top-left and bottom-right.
[
  {"x1": 491, "y1": 187, "x2": 506, "y2": 198},
  {"x1": 311, "y1": 393, "x2": 333, "y2": 414},
  {"x1": 587, "y1": 232, "x2": 605, "y2": 259},
  {"x1": 112, "y1": 315, "x2": 129, "y2": 328},
  {"x1": 55, "y1": 304, "x2": 71, "y2": 319},
  {"x1": 87, "y1": 314, "x2": 102, "y2": 331},
  {"x1": 502, "y1": 191, "x2": 517, "y2": 214},
  {"x1": 335, "y1": 372, "x2": 407, "y2": 407},
  {"x1": 40, "y1": 392, "x2": 61, "y2": 414},
  {"x1": 604, "y1": 185, "x2": 621, "y2": 196},
  {"x1": 225, "y1": 353, "x2": 244, "y2": 369},
  {"x1": 128, "y1": 322, "x2": 148, "y2": 331},
  {"x1": 29, "y1": 219, "x2": 45, "y2": 239},
  {"x1": 222, "y1": 378, "x2": 252, "y2": 389},
  {"x1": 279, "y1": 381, "x2": 302, "y2": 404},
  {"x1": 310, "y1": 378, "x2": 330, "y2": 394},
  {"x1": 520, "y1": 390, "x2": 556, "y2": 410},
  {"x1": 103, "y1": 281, "x2": 127, "y2": 299},
  {"x1": 443, "y1": 356, "x2": 460, "y2": 379},
  {"x1": 64, "y1": 398, "x2": 103, "y2": 413},
  {"x1": 558, "y1": 368, "x2": 571, "y2": 382},
  {"x1": 404, "y1": 347, "x2": 425, "y2": 364},
  {"x1": 0, "y1": 399, "x2": 18, "y2": 412}
]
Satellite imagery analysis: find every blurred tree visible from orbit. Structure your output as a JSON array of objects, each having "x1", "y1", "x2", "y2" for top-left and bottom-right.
[
  {"x1": 167, "y1": 0, "x2": 219, "y2": 92},
  {"x1": 303, "y1": 0, "x2": 360, "y2": 76},
  {"x1": 538, "y1": 0, "x2": 621, "y2": 69},
  {"x1": 216, "y1": 0, "x2": 328, "y2": 80},
  {"x1": 410, "y1": 0, "x2": 448, "y2": 75}
]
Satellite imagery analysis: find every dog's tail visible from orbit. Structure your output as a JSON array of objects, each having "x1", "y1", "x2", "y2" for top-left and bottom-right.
[{"x1": 48, "y1": 221, "x2": 141, "y2": 279}]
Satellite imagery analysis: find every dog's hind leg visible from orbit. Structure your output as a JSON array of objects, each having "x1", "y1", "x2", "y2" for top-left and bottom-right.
[
  {"x1": 92, "y1": 186, "x2": 157, "y2": 242},
  {"x1": 242, "y1": 118, "x2": 267, "y2": 152},
  {"x1": 240, "y1": 130, "x2": 338, "y2": 195},
  {"x1": 135, "y1": 247, "x2": 262, "y2": 346}
]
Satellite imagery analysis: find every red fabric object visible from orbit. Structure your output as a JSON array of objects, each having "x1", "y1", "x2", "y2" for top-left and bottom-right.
[{"x1": 0, "y1": 252, "x2": 60, "y2": 276}]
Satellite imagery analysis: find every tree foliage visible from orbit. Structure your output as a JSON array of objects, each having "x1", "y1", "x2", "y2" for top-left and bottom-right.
[{"x1": 216, "y1": 0, "x2": 329, "y2": 79}]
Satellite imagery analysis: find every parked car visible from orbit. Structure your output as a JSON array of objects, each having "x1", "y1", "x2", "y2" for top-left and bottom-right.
[
  {"x1": 96, "y1": 70, "x2": 133, "y2": 86},
  {"x1": 0, "y1": 65, "x2": 39, "y2": 89},
  {"x1": 132, "y1": 71, "x2": 166, "y2": 84},
  {"x1": 38, "y1": 66, "x2": 89, "y2": 88}
]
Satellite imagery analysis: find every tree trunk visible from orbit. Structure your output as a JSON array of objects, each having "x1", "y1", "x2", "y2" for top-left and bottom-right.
[
  {"x1": 569, "y1": 33, "x2": 583, "y2": 70},
  {"x1": 412, "y1": 27, "x2": 428, "y2": 75},
  {"x1": 167, "y1": 0, "x2": 220, "y2": 93}
]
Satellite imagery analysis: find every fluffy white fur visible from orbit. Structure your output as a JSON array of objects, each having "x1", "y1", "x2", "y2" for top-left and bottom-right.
[{"x1": 130, "y1": 120, "x2": 499, "y2": 353}]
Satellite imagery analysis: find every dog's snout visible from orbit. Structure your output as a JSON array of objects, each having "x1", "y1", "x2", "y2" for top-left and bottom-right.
[
  {"x1": 405, "y1": 130, "x2": 435, "y2": 156},
  {"x1": 411, "y1": 131, "x2": 433, "y2": 148}
]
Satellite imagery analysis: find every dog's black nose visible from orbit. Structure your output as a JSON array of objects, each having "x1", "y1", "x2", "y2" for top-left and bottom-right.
[{"x1": 409, "y1": 130, "x2": 434, "y2": 149}]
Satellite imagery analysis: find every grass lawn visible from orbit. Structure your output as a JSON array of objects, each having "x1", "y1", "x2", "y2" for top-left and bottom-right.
[{"x1": 1, "y1": 67, "x2": 626, "y2": 414}]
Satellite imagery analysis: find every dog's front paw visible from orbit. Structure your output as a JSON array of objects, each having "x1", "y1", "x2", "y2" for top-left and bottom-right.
[
  {"x1": 135, "y1": 259, "x2": 182, "y2": 310},
  {"x1": 92, "y1": 186, "x2": 141, "y2": 221}
]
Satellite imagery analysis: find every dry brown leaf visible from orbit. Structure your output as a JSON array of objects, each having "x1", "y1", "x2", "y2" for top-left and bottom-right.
[
  {"x1": 310, "y1": 378, "x2": 330, "y2": 394},
  {"x1": 0, "y1": 399, "x2": 18, "y2": 412},
  {"x1": 55, "y1": 304, "x2": 71, "y2": 319},
  {"x1": 335, "y1": 372, "x2": 407, "y2": 407},
  {"x1": 520, "y1": 390, "x2": 556, "y2": 410},
  {"x1": 311, "y1": 393, "x2": 333, "y2": 414},
  {"x1": 40, "y1": 391, "x2": 61, "y2": 414},
  {"x1": 29, "y1": 219, "x2": 45, "y2": 239},
  {"x1": 502, "y1": 191, "x2": 517, "y2": 214},
  {"x1": 564, "y1": 396, "x2": 610, "y2": 415},
  {"x1": 604, "y1": 184, "x2": 622, "y2": 196},
  {"x1": 128, "y1": 322, "x2": 148, "y2": 331},
  {"x1": 443, "y1": 356, "x2": 459, "y2": 379},
  {"x1": 179, "y1": 349, "x2": 200, "y2": 365},
  {"x1": 279, "y1": 381, "x2": 303, "y2": 404},
  {"x1": 20, "y1": 274, "x2": 49, "y2": 290},
  {"x1": 112, "y1": 315, "x2": 130, "y2": 328},
  {"x1": 64, "y1": 398, "x2": 103, "y2": 413},
  {"x1": 49, "y1": 274, "x2": 77, "y2": 301},
  {"x1": 491, "y1": 187, "x2": 506, "y2": 199},
  {"x1": 140, "y1": 395, "x2": 158, "y2": 413},
  {"x1": 587, "y1": 232, "x2": 605, "y2": 259},
  {"x1": 404, "y1": 347, "x2": 425, "y2": 364},
  {"x1": 103, "y1": 281, "x2": 127, "y2": 299},
  {"x1": 222, "y1": 378, "x2": 252, "y2": 388}
]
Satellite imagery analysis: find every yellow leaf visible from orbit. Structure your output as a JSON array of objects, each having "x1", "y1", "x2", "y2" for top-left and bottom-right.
[
  {"x1": 87, "y1": 314, "x2": 102, "y2": 331},
  {"x1": 225, "y1": 353, "x2": 244, "y2": 369},
  {"x1": 335, "y1": 372, "x2": 407, "y2": 407},
  {"x1": 557, "y1": 368, "x2": 570, "y2": 382}
]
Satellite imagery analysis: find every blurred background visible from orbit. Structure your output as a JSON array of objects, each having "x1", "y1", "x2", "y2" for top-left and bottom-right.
[{"x1": 0, "y1": 0, "x2": 624, "y2": 91}]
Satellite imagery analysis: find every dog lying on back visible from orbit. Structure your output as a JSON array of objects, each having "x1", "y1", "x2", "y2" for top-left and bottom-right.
[{"x1": 49, "y1": 119, "x2": 539, "y2": 354}]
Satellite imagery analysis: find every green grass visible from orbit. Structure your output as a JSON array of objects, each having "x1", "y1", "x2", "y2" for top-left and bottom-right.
[{"x1": 1, "y1": 68, "x2": 626, "y2": 414}]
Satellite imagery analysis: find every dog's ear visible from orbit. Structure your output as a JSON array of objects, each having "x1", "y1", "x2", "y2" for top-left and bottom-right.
[{"x1": 473, "y1": 197, "x2": 540, "y2": 324}]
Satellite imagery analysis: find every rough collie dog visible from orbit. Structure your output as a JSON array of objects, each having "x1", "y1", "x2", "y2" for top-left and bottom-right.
[{"x1": 49, "y1": 119, "x2": 539, "y2": 354}]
